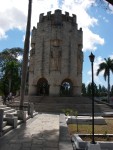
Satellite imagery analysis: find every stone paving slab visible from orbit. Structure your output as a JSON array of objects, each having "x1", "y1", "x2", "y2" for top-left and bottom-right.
[{"x1": 0, "y1": 113, "x2": 59, "y2": 150}]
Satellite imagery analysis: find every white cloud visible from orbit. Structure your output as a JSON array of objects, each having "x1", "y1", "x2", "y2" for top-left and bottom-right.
[
  {"x1": 0, "y1": 0, "x2": 59, "y2": 39},
  {"x1": 83, "y1": 28, "x2": 104, "y2": 51},
  {"x1": 0, "y1": 28, "x2": 7, "y2": 39},
  {"x1": 0, "y1": 0, "x2": 107, "y2": 51},
  {"x1": 109, "y1": 4, "x2": 113, "y2": 14},
  {"x1": 0, "y1": 0, "x2": 27, "y2": 39},
  {"x1": 31, "y1": 0, "x2": 59, "y2": 27},
  {"x1": 60, "y1": 0, "x2": 105, "y2": 51}
]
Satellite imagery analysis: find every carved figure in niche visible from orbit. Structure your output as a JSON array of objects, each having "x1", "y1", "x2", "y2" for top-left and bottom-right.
[{"x1": 50, "y1": 46, "x2": 61, "y2": 71}]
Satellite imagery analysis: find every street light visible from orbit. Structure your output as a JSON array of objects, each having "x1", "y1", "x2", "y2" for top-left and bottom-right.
[{"x1": 89, "y1": 52, "x2": 95, "y2": 144}]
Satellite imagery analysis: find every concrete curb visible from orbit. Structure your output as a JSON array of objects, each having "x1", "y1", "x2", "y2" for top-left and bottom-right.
[
  {"x1": 72, "y1": 134, "x2": 113, "y2": 150},
  {"x1": 59, "y1": 114, "x2": 73, "y2": 150}
]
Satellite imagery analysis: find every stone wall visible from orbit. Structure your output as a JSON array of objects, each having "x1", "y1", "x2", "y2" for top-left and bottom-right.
[{"x1": 28, "y1": 9, "x2": 83, "y2": 96}]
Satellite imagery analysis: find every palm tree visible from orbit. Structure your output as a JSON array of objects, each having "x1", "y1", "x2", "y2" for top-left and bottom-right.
[
  {"x1": 96, "y1": 57, "x2": 113, "y2": 102},
  {"x1": 20, "y1": 0, "x2": 32, "y2": 109}
]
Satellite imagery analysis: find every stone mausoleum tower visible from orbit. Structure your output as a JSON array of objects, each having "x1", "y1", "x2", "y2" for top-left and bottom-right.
[{"x1": 28, "y1": 9, "x2": 83, "y2": 96}]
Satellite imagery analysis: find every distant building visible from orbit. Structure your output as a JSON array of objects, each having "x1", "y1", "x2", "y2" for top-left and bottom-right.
[{"x1": 28, "y1": 9, "x2": 83, "y2": 96}]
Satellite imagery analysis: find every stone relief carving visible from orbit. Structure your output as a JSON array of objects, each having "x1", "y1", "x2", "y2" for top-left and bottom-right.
[{"x1": 50, "y1": 46, "x2": 61, "y2": 71}]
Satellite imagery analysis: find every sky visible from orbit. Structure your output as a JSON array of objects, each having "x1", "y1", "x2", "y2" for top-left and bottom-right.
[{"x1": 0, "y1": 0, "x2": 113, "y2": 88}]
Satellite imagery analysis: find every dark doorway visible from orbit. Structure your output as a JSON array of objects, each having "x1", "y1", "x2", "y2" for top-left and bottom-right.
[
  {"x1": 37, "y1": 78, "x2": 49, "y2": 96},
  {"x1": 60, "y1": 79, "x2": 73, "y2": 96}
]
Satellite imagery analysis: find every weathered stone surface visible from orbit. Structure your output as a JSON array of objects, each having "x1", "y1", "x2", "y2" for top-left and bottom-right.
[{"x1": 29, "y1": 9, "x2": 83, "y2": 96}]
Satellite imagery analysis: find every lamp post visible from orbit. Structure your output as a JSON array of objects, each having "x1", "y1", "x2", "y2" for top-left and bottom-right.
[{"x1": 89, "y1": 52, "x2": 95, "y2": 144}]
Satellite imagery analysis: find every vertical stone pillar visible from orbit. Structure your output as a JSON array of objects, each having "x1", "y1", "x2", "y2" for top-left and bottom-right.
[
  {"x1": 17, "y1": 110, "x2": 27, "y2": 122},
  {"x1": 28, "y1": 102, "x2": 34, "y2": 118},
  {"x1": 49, "y1": 85, "x2": 60, "y2": 96}
]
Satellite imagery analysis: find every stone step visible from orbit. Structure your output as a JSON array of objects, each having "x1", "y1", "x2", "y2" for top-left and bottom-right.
[
  {"x1": 4, "y1": 109, "x2": 16, "y2": 115},
  {"x1": 0, "y1": 105, "x2": 7, "y2": 108},
  {"x1": 98, "y1": 104, "x2": 113, "y2": 112},
  {"x1": 0, "y1": 104, "x2": 38, "y2": 137},
  {"x1": 34, "y1": 103, "x2": 101, "y2": 113},
  {"x1": 8, "y1": 96, "x2": 113, "y2": 114},
  {"x1": 15, "y1": 96, "x2": 93, "y2": 104},
  {"x1": 2, "y1": 125, "x2": 13, "y2": 135},
  {"x1": 1, "y1": 106, "x2": 14, "y2": 111},
  {"x1": 14, "y1": 96, "x2": 28, "y2": 102},
  {"x1": 2, "y1": 121, "x2": 7, "y2": 128},
  {"x1": 5, "y1": 112, "x2": 17, "y2": 118},
  {"x1": 0, "y1": 107, "x2": 11, "y2": 111},
  {"x1": 17, "y1": 119, "x2": 23, "y2": 125},
  {"x1": 29, "y1": 96, "x2": 92, "y2": 104},
  {"x1": 9, "y1": 96, "x2": 101, "y2": 113},
  {"x1": 1, "y1": 113, "x2": 36, "y2": 136}
]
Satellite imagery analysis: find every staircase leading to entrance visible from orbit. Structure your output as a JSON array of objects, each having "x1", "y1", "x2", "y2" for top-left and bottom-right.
[
  {"x1": 16, "y1": 96, "x2": 102, "y2": 114},
  {"x1": 0, "y1": 105, "x2": 23, "y2": 135},
  {"x1": 28, "y1": 96, "x2": 101, "y2": 114},
  {"x1": 13, "y1": 96, "x2": 113, "y2": 115}
]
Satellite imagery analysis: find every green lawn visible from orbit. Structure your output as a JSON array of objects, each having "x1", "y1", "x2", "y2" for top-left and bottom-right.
[{"x1": 68, "y1": 118, "x2": 113, "y2": 135}]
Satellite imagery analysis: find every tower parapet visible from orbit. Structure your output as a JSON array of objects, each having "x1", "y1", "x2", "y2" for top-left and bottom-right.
[{"x1": 39, "y1": 9, "x2": 77, "y2": 27}]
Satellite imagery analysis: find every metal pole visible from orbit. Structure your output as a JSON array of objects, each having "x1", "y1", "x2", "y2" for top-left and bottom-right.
[{"x1": 91, "y1": 61, "x2": 95, "y2": 144}]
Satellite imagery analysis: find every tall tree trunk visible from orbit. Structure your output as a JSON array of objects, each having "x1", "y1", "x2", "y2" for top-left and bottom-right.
[
  {"x1": 107, "y1": 71, "x2": 110, "y2": 103},
  {"x1": 20, "y1": 0, "x2": 32, "y2": 109}
]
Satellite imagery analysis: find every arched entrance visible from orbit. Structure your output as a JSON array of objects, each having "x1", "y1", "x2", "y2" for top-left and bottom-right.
[
  {"x1": 60, "y1": 79, "x2": 73, "y2": 96},
  {"x1": 37, "y1": 78, "x2": 49, "y2": 96}
]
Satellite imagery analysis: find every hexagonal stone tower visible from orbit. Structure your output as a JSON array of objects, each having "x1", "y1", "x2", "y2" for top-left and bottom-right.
[{"x1": 28, "y1": 9, "x2": 83, "y2": 96}]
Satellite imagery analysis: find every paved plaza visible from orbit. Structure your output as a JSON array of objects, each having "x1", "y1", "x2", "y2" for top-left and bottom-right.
[
  {"x1": 1, "y1": 96, "x2": 113, "y2": 150},
  {"x1": 0, "y1": 113, "x2": 59, "y2": 150}
]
